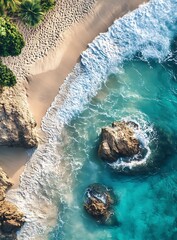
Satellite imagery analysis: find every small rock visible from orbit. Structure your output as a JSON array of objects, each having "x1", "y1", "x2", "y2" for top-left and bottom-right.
[{"x1": 84, "y1": 183, "x2": 118, "y2": 225}]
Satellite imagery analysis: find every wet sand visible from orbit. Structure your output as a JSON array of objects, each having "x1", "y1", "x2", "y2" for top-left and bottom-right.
[{"x1": 0, "y1": 147, "x2": 32, "y2": 188}]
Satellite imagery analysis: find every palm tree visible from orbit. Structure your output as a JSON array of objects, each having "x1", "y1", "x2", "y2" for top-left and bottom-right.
[{"x1": 19, "y1": 0, "x2": 44, "y2": 26}]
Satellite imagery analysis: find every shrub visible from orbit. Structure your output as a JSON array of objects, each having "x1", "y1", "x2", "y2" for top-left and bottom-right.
[
  {"x1": 0, "y1": 62, "x2": 16, "y2": 88},
  {"x1": 40, "y1": 0, "x2": 55, "y2": 12},
  {"x1": 0, "y1": 17, "x2": 25, "y2": 56}
]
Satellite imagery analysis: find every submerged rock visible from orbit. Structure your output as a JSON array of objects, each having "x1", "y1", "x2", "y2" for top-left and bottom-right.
[
  {"x1": 98, "y1": 121, "x2": 140, "y2": 162},
  {"x1": 84, "y1": 183, "x2": 118, "y2": 225},
  {"x1": 0, "y1": 167, "x2": 25, "y2": 239}
]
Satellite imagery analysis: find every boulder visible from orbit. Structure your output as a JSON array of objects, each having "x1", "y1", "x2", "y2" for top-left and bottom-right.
[
  {"x1": 0, "y1": 201, "x2": 25, "y2": 233},
  {"x1": 98, "y1": 121, "x2": 140, "y2": 162},
  {"x1": 84, "y1": 184, "x2": 118, "y2": 225},
  {"x1": 0, "y1": 167, "x2": 25, "y2": 239}
]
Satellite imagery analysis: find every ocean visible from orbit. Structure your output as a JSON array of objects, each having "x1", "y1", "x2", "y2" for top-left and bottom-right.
[{"x1": 10, "y1": 0, "x2": 177, "y2": 239}]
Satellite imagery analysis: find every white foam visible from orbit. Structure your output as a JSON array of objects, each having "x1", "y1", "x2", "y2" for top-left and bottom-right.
[{"x1": 6, "y1": 0, "x2": 177, "y2": 239}]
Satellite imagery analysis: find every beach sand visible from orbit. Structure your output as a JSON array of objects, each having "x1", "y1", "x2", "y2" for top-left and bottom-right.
[
  {"x1": 0, "y1": 147, "x2": 32, "y2": 188},
  {"x1": 27, "y1": 0, "x2": 149, "y2": 126}
]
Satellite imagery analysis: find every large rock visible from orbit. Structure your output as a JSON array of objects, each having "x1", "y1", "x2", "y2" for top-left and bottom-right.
[
  {"x1": 0, "y1": 201, "x2": 25, "y2": 233},
  {"x1": 0, "y1": 92, "x2": 38, "y2": 148},
  {"x1": 98, "y1": 121, "x2": 140, "y2": 162},
  {"x1": 84, "y1": 184, "x2": 118, "y2": 225},
  {"x1": 0, "y1": 167, "x2": 25, "y2": 239}
]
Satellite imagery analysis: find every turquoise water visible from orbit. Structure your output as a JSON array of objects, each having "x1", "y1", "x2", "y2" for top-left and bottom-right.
[
  {"x1": 14, "y1": 1, "x2": 177, "y2": 239},
  {"x1": 49, "y1": 55, "x2": 177, "y2": 239}
]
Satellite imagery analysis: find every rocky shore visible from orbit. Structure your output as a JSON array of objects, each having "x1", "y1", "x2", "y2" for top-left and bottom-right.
[{"x1": 0, "y1": 167, "x2": 25, "y2": 240}]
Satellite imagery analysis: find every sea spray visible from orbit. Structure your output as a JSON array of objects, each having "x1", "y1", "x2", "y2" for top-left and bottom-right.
[{"x1": 6, "y1": 0, "x2": 177, "y2": 239}]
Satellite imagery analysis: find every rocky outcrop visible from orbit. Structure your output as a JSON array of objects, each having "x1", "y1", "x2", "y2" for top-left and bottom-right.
[
  {"x1": 0, "y1": 167, "x2": 12, "y2": 202},
  {"x1": 0, "y1": 201, "x2": 25, "y2": 233},
  {"x1": 84, "y1": 184, "x2": 118, "y2": 225},
  {"x1": 0, "y1": 86, "x2": 38, "y2": 148},
  {"x1": 98, "y1": 121, "x2": 140, "y2": 162},
  {"x1": 0, "y1": 167, "x2": 25, "y2": 240}
]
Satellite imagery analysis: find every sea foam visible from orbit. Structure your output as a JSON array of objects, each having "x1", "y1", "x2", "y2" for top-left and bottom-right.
[{"x1": 6, "y1": 0, "x2": 177, "y2": 239}]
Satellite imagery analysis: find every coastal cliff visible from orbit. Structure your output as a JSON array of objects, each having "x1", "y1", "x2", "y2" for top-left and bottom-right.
[{"x1": 0, "y1": 85, "x2": 38, "y2": 148}]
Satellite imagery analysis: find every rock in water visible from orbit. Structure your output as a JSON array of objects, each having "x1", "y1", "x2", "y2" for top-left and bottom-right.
[
  {"x1": 98, "y1": 121, "x2": 140, "y2": 162},
  {"x1": 84, "y1": 184, "x2": 118, "y2": 225}
]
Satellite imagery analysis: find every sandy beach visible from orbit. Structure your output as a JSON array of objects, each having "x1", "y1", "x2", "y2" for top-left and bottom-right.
[{"x1": 27, "y1": 0, "x2": 149, "y2": 126}]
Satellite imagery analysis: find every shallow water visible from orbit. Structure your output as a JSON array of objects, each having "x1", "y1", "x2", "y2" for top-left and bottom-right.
[{"x1": 49, "y1": 58, "x2": 177, "y2": 239}]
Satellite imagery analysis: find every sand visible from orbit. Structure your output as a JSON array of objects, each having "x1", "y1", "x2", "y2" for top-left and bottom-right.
[
  {"x1": 0, "y1": 147, "x2": 32, "y2": 188},
  {"x1": 27, "y1": 0, "x2": 149, "y2": 126}
]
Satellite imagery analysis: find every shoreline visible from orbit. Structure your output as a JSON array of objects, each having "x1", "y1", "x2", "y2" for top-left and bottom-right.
[
  {"x1": 0, "y1": 0, "x2": 148, "y2": 188},
  {"x1": 27, "y1": 0, "x2": 149, "y2": 126},
  {"x1": 3, "y1": 0, "x2": 177, "y2": 239}
]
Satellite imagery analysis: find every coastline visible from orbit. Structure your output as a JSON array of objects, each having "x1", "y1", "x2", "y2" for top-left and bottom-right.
[
  {"x1": 27, "y1": 0, "x2": 149, "y2": 126},
  {"x1": 0, "y1": 0, "x2": 148, "y2": 188},
  {"x1": 1, "y1": 1, "x2": 151, "y2": 239}
]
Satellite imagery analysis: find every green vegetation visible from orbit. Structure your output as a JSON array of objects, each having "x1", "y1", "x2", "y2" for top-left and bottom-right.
[
  {"x1": 18, "y1": 0, "x2": 55, "y2": 26},
  {"x1": 0, "y1": 17, "x2": 24, "y2": 89},
  {"x1": 0, "y1": 61, "x2": 16, "y2": 88},
  {"x1": 0, "y1": 0, "x2": 56, "y2": 90},
  {"x1": 0, "y1": 0, "x2": 20, "y2": 15},
  {"x1": 0, "y1": 17, "x2": 25, "y2": 56},
  {"x1": 0, "y1": 0, "x2": 56, "y2": 26},
  {"x1": 40, "y1": 0, "x2": 55, "y2": 12},
  {"x1": 19, "y1": 0, "x2": 44, "y2": 26}
]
